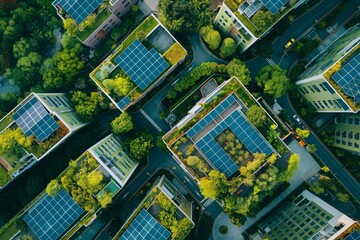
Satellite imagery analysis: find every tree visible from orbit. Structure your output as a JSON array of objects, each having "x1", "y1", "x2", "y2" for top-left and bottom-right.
[
  {"x1": 87, "y1": 170, "x2": 104, "y2": 187},
  {"x1": 202, "y1": 29, "x2": 221, "y2": 50},
  {"x1": 307, "y1": 144, "x2": 317, "y2": 153},
  {"x1": 336, "y1": 192, "x2": 350, "y2": 202},
  {"x1": 220, "y1": 38, "x2": 236, "y2": 58},
  {"x1": 321, "y1": 166, "x2": 330, "y2": 173},
  {"x1": 63, "y1": 18, "x2": 77, "y2": 35},
  {"x1": 246, "y1": 105, "x2": 266, "y2": 127},
  {"x1": 296, "y1": 128, "x2": 310, "y2": 139},
  {"x1": 309, "y1": 182, "x2": 325, "y2": 195},
  {"x1": 98, "y1": 191, "x2": 112, "y2": 208},
  {"x1": 102, "y1": 75, "x2": 132, "y2": 96},
  {"x1": 278, "y1": 154, "x2": 300, "y2": 182},
  {"x1": 166, "y1": 88, "x2": 177, "y2": 99},
  {"x1": 199, "y1": 178, "x2": 217, "y2": 199},
  {"x1": 71, "y1": 91, "x2": 104, "y2": 122},
  {"x1": 0, "y1": 128, "x2": 33, "y2": 157},
  {"x1": 46, "y1": 179, "x2": 62, "y2": 197},
  {"x1": 0, "y1": 167, "x2": 11, "y2": 187},
  {"x1": 187, "y1": 156, "x2": 200, "y2": 166},
  {"x1": 256, "y1": 65, "x2": 290, "y2": 98},
  {"x1": 129, "y1": 133, "x2": 154, "y2": 160},
  {"x1": 252, "y1": 10, "x2": 273, "y2": 29},
  {"x1": 170, "y1": 218, "x2": 193, "y2": 240},
  {"x1": 111, "y1": 111, "x2": 134, "y2": 134},
  {"x1": 226, "y1": 59, "x2": 251, "y2": 85},
  {"x1": 156, "y1": 132, "x2": 168, "y2": 152}
]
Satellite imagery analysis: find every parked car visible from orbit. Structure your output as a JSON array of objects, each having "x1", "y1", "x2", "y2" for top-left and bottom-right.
[
  {"x1": 293, "y1": 114, "x2": 301, "y2": 124},
  {"x1": 285, "y1": 38, "x2": 295, "y2": 49}
]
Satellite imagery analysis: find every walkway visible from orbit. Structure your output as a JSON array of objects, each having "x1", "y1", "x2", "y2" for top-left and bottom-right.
[{"x1": 213, "y1": 140, "x2": 320, "y2": 239}]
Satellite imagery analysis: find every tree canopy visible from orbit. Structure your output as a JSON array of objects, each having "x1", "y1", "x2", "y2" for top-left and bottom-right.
[
  {"x1": 220, "y1": 38, "x2": 237, "y2": 58},
  {"x1": 252, "y1": 10, "x2": 273, "y2": 29},
  {"x1": 71, "y1": 91, "x2": 105, "y2": 122},
  {"x1": 226, "y1": 59, "x2": 251, "y2": 85},
  {"x1": 256, "y1": 65, "x2": 290, "y2": 98},
  {"x1": 246, "y1": 105, "x2": 266, "y2": 127},
  {"x1": 129, "y1": 133, "x2": 154, "y2": 160},
  {"x1": 102, "y1": 75, "x2": 132, "y2": 96},
  {"x1": 200, "y1": 26, "x2": 221, "y2": 50},
  {"x1": 295, "y1": 128, "x2": 310, "y2": 139},
  {"x1": 46, "y1": 179, "x2": 62, "y2": 197},
  {"x1": 111, "y1": 111, "x2": 134, "y2": 134}
]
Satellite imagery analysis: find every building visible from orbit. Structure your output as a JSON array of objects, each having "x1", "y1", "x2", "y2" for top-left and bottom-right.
[
  {"x1": 295, "y1": 24, "x2": 360, "y2": 113},
  {"x1": 52, "y1": 0, "x2": 137, "y2": 48},
  {"x1": 0, "y1": 93, "x2": 86, "y2": 188},
  {"x1": 114, "y1": 175, "x2": 194, "y2": 240},
  {"x1": 15, "y1": 134, "x2": 138, "y2": 240},
  {"x1": 214, "y1": 0, "x2": 305, "y2": 52},
  {"x1": 333, "y1": 113, "x2": 360, "y2": 155},
  {"x1": 249, "y1": 190, "x2": 355, "y2": 240},
  {"x1": 88, "y1": 134, "x2": 139, "y2": 188},
  {"x1": 163, "y1": 77, "x2": 290, "y2": 182},
  {"x1": 90, "y1": 14, "x2": 187, "y2": 111}
]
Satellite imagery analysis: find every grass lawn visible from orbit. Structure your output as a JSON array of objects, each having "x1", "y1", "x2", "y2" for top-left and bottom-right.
[
  {"x1": 0, "y1": 115, "x2": 13, "y2": 132},
  {"x1": 0, "y1": 221, "x2": 19, "y2": 240},
  {"x1": 77, "y1": 9, "x2": 112, "y2": 41}
]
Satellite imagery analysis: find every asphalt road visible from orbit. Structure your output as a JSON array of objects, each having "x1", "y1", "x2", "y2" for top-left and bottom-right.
[{"x1": 278, "y1": 95, "x2": 360, "y2": 203}]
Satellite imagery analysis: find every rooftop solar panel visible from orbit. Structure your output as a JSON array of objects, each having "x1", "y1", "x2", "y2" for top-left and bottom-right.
[
  {"x1": 23, "y1": 190, "x2": 84, "y2": 240},
  {"x1": 262, "y1": 0, "x2": 289, "y2": 14},
  {"x1": 12, "y1": 96, "x2": 59, "y2": 142},
  {"x1": 115, "y1": 40, "x2": 169, "y2": 91},
  {"x1": 120, "y1": 209, "x2": 171, "y2": 240},
  {"x1": 345, "y1": 230, "x2": 360, "y2": 240},
  {"x1": 53, "y1": 0, "x2": 103, "y2": 24},
  {"x1": 117, "y1": 96, "x2": 132, "y2": 111},
  {"x1": 186, "y1": 93, "x2": 276, "y2": 177},
  {"x1": 332, "y1": 53, "x2": 360, "y2": 104}
]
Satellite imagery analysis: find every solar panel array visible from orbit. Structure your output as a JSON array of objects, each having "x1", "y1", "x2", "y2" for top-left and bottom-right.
[
  {"x1": 117, "y1": 96, "x2": 132, "y2": 110},
  {"x1": 187, "y1": 94, "x2": 275, "y2": 177},
  {"x1": 23, "y1": 190, "x2": 84, "y2": 240},
  {"x1": 115, "y1": 40, "x2": 169, "y2": 91},
  {"x1": 345, "y1": 231, "x2": 360, "y2": 240},
  {"x1": 262, "y1": 0, "x2": 289, "y2": 14},
  {"x1": 54, "y1": 0, "x2": 103, "y2": 24},
  {"x1": 332, "y1": 53, "x2": 360, "y2": 104},
  {"x1": 120, "y1": 209, "x2": 171, "y2": 240},
  {"x1": 12, "y1": 96, "x2": 59, "y2": 142}
]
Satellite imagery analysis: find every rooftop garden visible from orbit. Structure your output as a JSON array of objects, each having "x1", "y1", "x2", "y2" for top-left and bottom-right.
[
  {"x1": 76, "y1": 8, "x2": 112, "y2": 41},
  {"x1": 323, "y1": 47, "x2": 360, "y2": 112},
  {"x1": 164, "y1": 77, "x2": 291, "y2": 183},
  {"x1": 90, "y1": 15, "x2": 186, "y2": 109},
  {"x1": 224, "y1": 0, "x2": 301, "y2": 37},
  {"x1": 115, "y1": 187, "x2": 193, "y2": 240}
]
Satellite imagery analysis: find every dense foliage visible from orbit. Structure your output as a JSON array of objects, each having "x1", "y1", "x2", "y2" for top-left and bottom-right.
[
  {"x1": 111, "y1": 111, "x2": 134, "y2": 134},
  {"x1": 256, "y1": 65, "x2": 290, "y2": 98}
]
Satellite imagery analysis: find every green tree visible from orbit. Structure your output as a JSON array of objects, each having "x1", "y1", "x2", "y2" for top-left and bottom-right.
[
  {"x1": 278, "y1": 154, "x2": 300, "y2": 182},
  {"x1": 111, "y1": 111, "x2": 134, "y2": 134},
  {"x1": 63, "y1": 18, "x2": 77, "y2": 35},
  {"x1": 296, "y1": 128, "x2": 310, "y2": 139},
  {"x1": 252, "y1": 10, "x2": 273, "y2": 29},
  {"x1": 202, "y1": 29, "x2": 221, "y2": 50},
  {"x1": 71, "y1": 91, "x2": 104, "y2": 122},
  {"x1": 156, "y1": 132, "x2": 168, "y2": 152},
  {"x1": 102, "y1": 75, "x2": 132, "y2": 96},
  {"x1": 0, "y1": 128, "x2": 33, "y2": 157},
  {"x1": 226, "y1": 59, "x2": 251, "y2": 85},
  {"x1": 46, "y1": 179, "x2": 62, "y2": 197},
  {"x1": 98, "y1": 191, "x2": 112, "y2": 208},
  {"x1": 129, "y1": 133, "x2": 154, "y2": 160},
  {"x1": 307, "y1": 144, "x2": 317, "y2": 153},
  {"x1": 246, "y1": 105, "x2": 266, "y2": 127},
  {"x1": 256, "y1": 65, "x2": 290, "y2": 98},
  {"x1": 0, "y1": 167, "x2": 11, "y2": 187},
  {"x1": 219, "y1": 38, "x2": 236, "y2": 58},
  {"x1": 187, "y1": 156, "x2": 200, "y2": 166},
  {"x1": 167, "y1": 88, "x2": 177, "y2": 99},
  {"x1": 309, "y1": 182, "x2": 325, "y2": 195},
  {"x1": 170, "y1": 218, "x2": 193, "y2": 240},
  {"x1": 199, "y1": 178, "x2": 217, "y2": 199},
  {"x1": 336, "y1": 192, "x2": 350, "y2": 202}
]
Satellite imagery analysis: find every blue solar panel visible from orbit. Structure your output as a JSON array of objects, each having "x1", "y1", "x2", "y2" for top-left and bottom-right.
[
  {"x1": 332, "y1": 53, "x2": 360, "y2": 104},
  {"x1": 23, "y1": 190, "x2": 84, "y2": 240},
  {"x1": 12, "y1": 96, "x2": 59, "y2": 142},
  {"x1": 115, "y1": 40, "x2": 169, "y2": 91},
  {"x1": 120, "y1": 209, "x2": 171, "y2": 240},
  {"x1": 186, "y1": 93, "x2": 276, "y2": 177},
  {"x1": 345, "y1": 230, "x2": 360, "y2": 240},
  {"x1": 262, "y1": 0, "x2": 289, "y2": 14},
  {"x1": 53, "y1": 0, "x2": 103, "y2": 24},
  {"x1": 117, "y1": 96, "x2": 132, "y2": 110}
]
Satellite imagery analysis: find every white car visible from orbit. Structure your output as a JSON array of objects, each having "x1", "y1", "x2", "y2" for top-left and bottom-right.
[{"x1": 293, "y1": 114, "x2": 301, "y2": 124}]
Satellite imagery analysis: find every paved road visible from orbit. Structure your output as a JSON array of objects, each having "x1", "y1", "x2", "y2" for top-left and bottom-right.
[
  {"x1": 277, "y1": 95, "x2": 360, "y2": 203},
  {"x1": 142, "y1": 33, "x2": 226, "y2": 131}
]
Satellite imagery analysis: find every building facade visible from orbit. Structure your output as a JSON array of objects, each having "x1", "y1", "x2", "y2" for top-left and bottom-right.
[
  {"x1": 214, "y1": 0, "x2": 306, "y2": 52},
  {"x1": 52, "y1": 0, "x2": 137, "y2": 48},
  {"x1": 295, "y1": 24, "x2": 360, "y2": 113}
]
